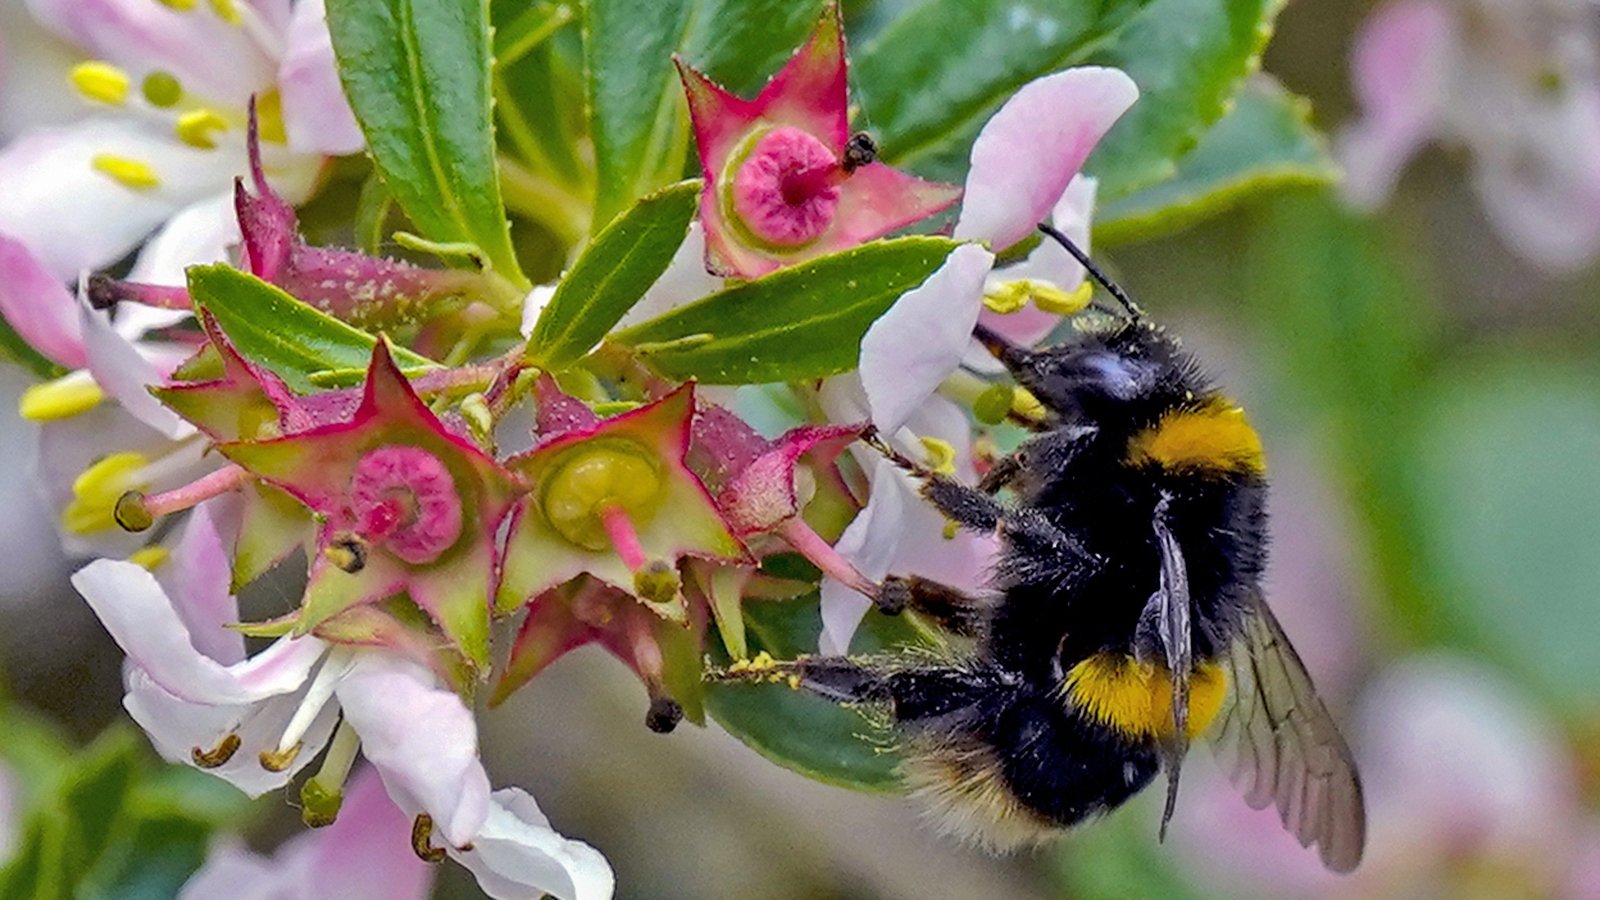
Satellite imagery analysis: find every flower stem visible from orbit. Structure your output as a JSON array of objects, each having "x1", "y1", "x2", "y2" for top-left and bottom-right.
[{"x1": 776, "y1": 517, "x2": 878, "y2": 599}]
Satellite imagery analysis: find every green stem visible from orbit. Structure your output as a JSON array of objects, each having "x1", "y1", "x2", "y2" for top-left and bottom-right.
[{"x1": 498, "y1": 156, "x2": 591, "y2": 252}]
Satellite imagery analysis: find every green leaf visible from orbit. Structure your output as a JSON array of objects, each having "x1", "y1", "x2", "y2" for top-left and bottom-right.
[
  {"x1": 1096, "y1": 77, "x2": 1335, "y2": 243},
  {"x1": 705, "y1": 594, "x2": 928, "y2": 792},
  {"x1": 527, "y1": 180, "x2": 701, "y2": 370},
  {"x1": 1412, "y1": 361, "x2": 1600, "y2": 714},
  {"x1": 583, "y1": 0, "x2": 826, "y2": 228},
  {"x1": 1083, "y1": 0, "x2": 1285, "y2": 199},
  {"x1": 187, "y1": 265, "x2": 435, "y2": 392},
  {"x1": 326, "y1": 0, "x2": 527, "y2": 287},
  {"x1": 610, "y1": 236, "x2": 958, "y2": 384},
  {"x1": 855, "y1": 0, "x2": 1152, "y2": 173}
]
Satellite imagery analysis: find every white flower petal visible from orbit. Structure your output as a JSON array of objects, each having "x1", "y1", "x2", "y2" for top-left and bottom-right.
[
  {"x1": 452, "y1": 788, "x2": 616, "y2": 900},
  {"x1": 0, "y1": 119, "x2": 246, "y2": 279},
  {"x1": 335, "y1": 655, "x2": 491, "y2": 848},
  {"x1": 73, "y1": 558, "x2": 325, "y2": 704},
  {"x1": 124, "y1": 667, "x2": 337, "y2": 797},
  {"x1": 160, "y1": 500, "x2": 245, "y2": 665},
  {"x1": 0, "y1": 231, "x2": 85, "y2": 368},
  {"x1": 294, "y1": 767, "x2": 435, "y2": 900},
  {"x1": 954, "y1": 67, "x2": 1138, "y2": 251},
  {"x1": 860, "y1": 243, "x2": 994, "y2": 434},
  {"x1": 128, "y1": 192, "x2": 241, "y2": 286},
  {"x1": 277, "y1": 0, "x2": 363, "y2": 156}
]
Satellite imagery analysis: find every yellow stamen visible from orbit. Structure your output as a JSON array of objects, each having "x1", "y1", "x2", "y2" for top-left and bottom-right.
[
  {"x1": 19, "y1": 372, "x2": 104, "y2": 421},
  {"x1": 63, "y1": 452, "x2": 150, "y2": 535},
  {"x1": 142, "y1": 71, "x2": 183, "y2": 108},
  {"x1": 1033, "y1": 281, "x2": 1094, "y2": 315},
  {"x1": 70, "y1": 61, "x2": 130, "y2": 105},
  {"x1": 128, "y1": 545, "x2": 171, "y2": 571},
  {"x1": 254, "y1": 89, "x2": 287, "y2": 143},
  {"x1": 209, "y1": 0, "x2": 241, "y2": 24},
  {"x1": 91, "y1": 154, "x2": 161, "y2": 191},
  {"x1": 1010, "y1": 387, "x2": 1046, "y2": 422},
  {"x1": 917, "y1": 436, "x2": 957, "y2": 476},
  {"x1": 175, "y1": 109, "x2": 229, "y2": 149},
  {"x1": 981, "y1": 282, "x2": 1029, "y2": 315},
  {"x1": 155, "y1": 0, "x2": 198, "y2": 10}
]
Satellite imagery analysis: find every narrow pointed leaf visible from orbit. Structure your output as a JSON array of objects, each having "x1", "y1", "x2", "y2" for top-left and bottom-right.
[
  {"x1": 186, "y1": 265, "x2": 435, "y2": 392},
  {"x1": 527, "y1": 180, "x2": 700, "y2": 370},
  {"x1": 325, "y1": 0, "x2": 528, "y2": 286},
  {"x1": 610, "y1": 237, "x2": 959, "y2": 384}
]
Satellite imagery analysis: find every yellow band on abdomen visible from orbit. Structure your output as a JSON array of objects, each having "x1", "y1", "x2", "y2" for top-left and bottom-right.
[{"x1": 1063, "y1": 653, "x2": 1227, "y2": 741}]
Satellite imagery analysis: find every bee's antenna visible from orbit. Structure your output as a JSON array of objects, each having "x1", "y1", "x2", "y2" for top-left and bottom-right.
[{"x1": 1037, "y1": 222, "x2": 1144, "y2": 322}]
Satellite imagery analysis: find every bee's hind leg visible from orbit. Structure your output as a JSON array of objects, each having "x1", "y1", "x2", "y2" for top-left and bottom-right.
[
  {"x1": 880, "y1": 574, "x2": 987, "y2": 638},
  {"x1": 864, "y1": 429, "x2": 1006, "y2": 532}
]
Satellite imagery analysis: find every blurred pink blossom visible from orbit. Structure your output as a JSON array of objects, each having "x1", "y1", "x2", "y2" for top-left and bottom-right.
[{"x1": 1340, "y1": 0, "x2": 1600, "y2": 270}]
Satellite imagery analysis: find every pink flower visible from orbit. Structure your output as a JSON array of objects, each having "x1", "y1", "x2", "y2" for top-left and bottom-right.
[
  {"x1": 857, "y1": 67, "x2": 1138, "y2": 434},
  {"x1": 1340, "y1": 0, "x2": 1600, "y2": 270},
  {"x1": 677, "y1": 2, "x2": 960, "y2": 278},
  {"x1": 0, "y1": 0, "x2": 360, "y2": 284}
]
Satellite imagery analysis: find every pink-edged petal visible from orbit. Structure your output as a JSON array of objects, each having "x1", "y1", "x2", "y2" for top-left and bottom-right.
[
  {"x1": 128, "y1": 192, "x2": 241, "y2": 287},
  {"x1": 78, "y1": 296, "x2": 194, "y2": 439},
  {"x1": 753, "y1": 3, "x2": 849, "y2": 148},
  {"x1": 829, "y1": 162, "x2": 962, "y2": 248},
  {"x1": 24, "y1": 0, "x2": 277, "y2": 107},
  {"x1": 277, "y1": 0, "x2": 363, "y2": 156},
  {"x1": 1337, "y1": 0, "x2": 1455, "y2": 209},
  {"x1": 619, "y1": 223, "x2": 722, "y2": 328},
  {"x1": 1472, "y1": 141, "x2": 1600, "y2": 272},
  {"x1": 294, "y1": 766, "x2": 434, "y2": 900},
  {"x1": 452, "y1": 788, "x2": 616, "y2": 900},
  {"x1": 0, "y1": 119, "x2": 244, "y2": 278},
  {"x1": 860, "y1": 243, "x2": 994, "y2": 433},
  {"x1": 335, "y1": 655, "x2": 491, "y2": 848},
  {"x1": 161, "y1": 499, "x2": 245, "y2": 664},
  {"x1": 977, "y1": 175, "x2": 1096, "y2": 347},
  {"x1": 955, "y1": 67, "x2": 1138, "y2": 251},
  {"x1": 73, "y1": 558, "x2": 325, "y2": 704},
  {"x1": 124, "y1": 668, "x2": 338, "y2": 796},
  {"x1": 0, "y1": 232, "x2": 85, "y2": 368}
]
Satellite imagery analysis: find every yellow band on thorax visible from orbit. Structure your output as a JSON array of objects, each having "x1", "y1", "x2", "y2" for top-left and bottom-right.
[
  {"x1": 1126, "y1": 400, "x2": 1265, "y2": 476},
  {"x1": 1063, "y1": 652, "x2": 1227, "y2": 741}
]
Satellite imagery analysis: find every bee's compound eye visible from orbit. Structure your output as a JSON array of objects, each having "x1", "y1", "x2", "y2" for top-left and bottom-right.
[{"x1": 1078, "y1": 351, "x2": 1150, "y2": 399}]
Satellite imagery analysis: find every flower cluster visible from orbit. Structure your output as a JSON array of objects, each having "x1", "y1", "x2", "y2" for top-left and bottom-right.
[{"x1": 1, "y1": 1, "x2": 1147, "y2": 895}]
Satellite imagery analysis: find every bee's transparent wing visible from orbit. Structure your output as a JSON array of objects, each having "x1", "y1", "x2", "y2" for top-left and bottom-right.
[{"x1": 1209, "y1": 590, "x2": 1367, "y2": 872}]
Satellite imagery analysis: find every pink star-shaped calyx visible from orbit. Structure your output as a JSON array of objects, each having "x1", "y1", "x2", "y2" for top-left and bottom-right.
[
  {"x1": 218, "y1": 341, "x2": 517, "y2": 672},
  {"x1": 495, "y1": 380, "x2": 749, "y2": 622},
  {"x1": 677, "y1": 2, "x2": 960, "y2": 277}
]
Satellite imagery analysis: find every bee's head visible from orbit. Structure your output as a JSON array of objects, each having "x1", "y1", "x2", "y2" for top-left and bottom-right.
[{"x1": 993, "y1": 319, "x2": 1200, "y2": 424}]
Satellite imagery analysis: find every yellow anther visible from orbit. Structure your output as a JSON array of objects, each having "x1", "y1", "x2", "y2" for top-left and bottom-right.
[
  {"x1": 981, "y1": 281, "x2": 1029, "y2": 315},
  {"x1": 254, "y1": 89, "x2": 287, "y2": 143},
  {"x1": 155, "y1": 0, "x2": 198, "y2": 10},
  {"x1": 128, "y1": 546, "x2": 171, "y2": 571},
  {"x1": 91, "y1": 154, "x2": 161, "y2": 191},
  {"x1": 541, "y1": 443, "x2": 664, "y2": 550},
  {"x1": 175, "y1": 109, "x2": 229, "y2": 149},
  {"x1": 142, "y1": 71, "x2": 183, "y2": 108},
  {"x1": 942, "y1": 520, "x2": 959, "y2": 540},
  {"x1": 1011, "y1": 387, "x2": 1046, "y2": 422},
  {"x1": 208, "y1": 0, "x2": 241, "y2": 24},
  {"x1": 19, "y1": 372, "x2": 104, "y2": 421},
  {"x1": 918, "y1": 436, "x2": 957, "y2": 476},
  {"x1": 63, "y1": 452, "x2": 149, "y2": 535},
  {"x1": 1033, "y1": 281, "x2": 1094, "y2": 315},
  {"x1": 70, "y1": 61, "x2": 130, "y2": 105}
]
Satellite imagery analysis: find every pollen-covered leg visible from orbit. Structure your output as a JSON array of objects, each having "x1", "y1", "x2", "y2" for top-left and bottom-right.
[{"x1": 708, "y1": 653, "x2": 891, "y2": 704}]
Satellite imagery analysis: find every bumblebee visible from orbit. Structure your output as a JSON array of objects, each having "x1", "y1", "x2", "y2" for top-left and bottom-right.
[{"x1": 728, "y1": 224, "x2": 1366, "y2": 871}]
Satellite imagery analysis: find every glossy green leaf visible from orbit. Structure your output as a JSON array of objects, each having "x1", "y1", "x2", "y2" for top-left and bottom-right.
[
  {"x1": 326, "y1": 0, "x2": 527, "y2": 287},
  {"x1": 855, "y1": 0, "x2": 1152, "y2": 174},
  {"x1": 1083, "y1": 0, "x2": 1285, "y2": 199},
  {"x1": 527, "y1": 180, "x2": 700, "y2": 370},
  {"x1": 584, "y1": 0, "x2": 826, "y2": 228},
  {"x1": 706, "y1": 594, "x2": 929, "y2": 792},
  {"x1": 1413, "y1": 362, "x2": 1600, "y2": 713},
  {"x1": 610, "y1": 236, "x2": 958, "y2": 384},
  {"x1": 1096, "y1": 78, "x2": 1335, "y2": 243},
  {"x1": 187, "y1": 265, "x2": 435, "y2": 392}
]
